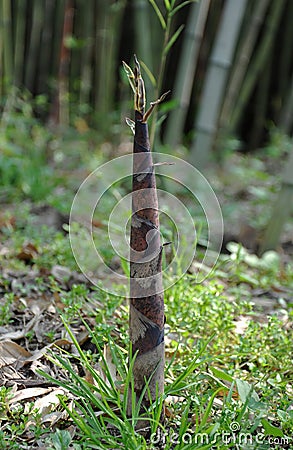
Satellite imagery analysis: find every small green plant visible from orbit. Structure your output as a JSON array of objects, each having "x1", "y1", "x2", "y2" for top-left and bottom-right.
[
  {"x1": 59, "y1": 284, "x2": 89, "y2": 321},
  {"x1": 0, "y1": 388, "x2": 45, "y2": 448},
  {"x1": 45, "y1": 429, "x2": 73, "y2": 450},
  {"x1": 36, "y1": 307, "x2": 292, "y2": 449},
  {"x1": 0, "y1": 292, "x2": 14, "y2": 325}
]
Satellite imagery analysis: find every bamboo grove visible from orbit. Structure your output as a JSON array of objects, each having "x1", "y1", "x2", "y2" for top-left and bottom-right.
[{"x1": 0, "y1": 0, "x2": 292, "y2": 157}]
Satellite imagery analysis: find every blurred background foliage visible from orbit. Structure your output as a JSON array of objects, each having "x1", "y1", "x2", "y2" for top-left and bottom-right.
[{"x1": 0, "y1": 0, "x2": 292, "y2": 253}]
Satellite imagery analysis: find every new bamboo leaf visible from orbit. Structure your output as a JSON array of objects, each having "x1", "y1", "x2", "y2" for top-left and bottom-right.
[
  {"x1": 148, "y1": 0, "x2": 166, "y2": 29},
  {"x1": 139, "y1": 60, "x2": 157, "y2": 88},
  {"x1": 170, "y1": 0, "x2": 197, "y2": 17},
  {"x1": 122, "y1": 61, "x2": 136, "y2": 93},
  {"x1": 126, "y1": 117, "x2": 135, "y2": 135},
  {"x1": 164, "y1": 0, "x2": 171, "y2": 11},
  {"x1": 163, "y1": 24, "x2": 185, "y2": 55}
]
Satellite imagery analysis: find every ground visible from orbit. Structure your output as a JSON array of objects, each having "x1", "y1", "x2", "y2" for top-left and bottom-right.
[{"x1": 0, "y1": 127, "x2": 292, "y2": 449}]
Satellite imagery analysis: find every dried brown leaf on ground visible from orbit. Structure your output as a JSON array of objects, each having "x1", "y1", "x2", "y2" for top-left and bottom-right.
[{"x1": 0, "y1": 340, "x2": 32, "y2": 368}]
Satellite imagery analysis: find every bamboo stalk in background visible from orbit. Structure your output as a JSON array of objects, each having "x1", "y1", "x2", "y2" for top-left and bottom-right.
[
  {"x1": 0, "y1": 6, "x2": 3, "y2": 96},
  {"x1": 124, "y1": 56, "x2": 167, "y2": 433},
  {"x1": 248, "y1": 55, "x2": 271, "y2": 150},
  {"x1": 79, "y1": 0, "x2": 94, "y2": 109},
  {"x1": 218, "y1": 0, "x2": 270, "y2": 138},
  {"x1": 280, "y1": 75, "x2": 293, "y2": 134},
  {"x1": 13, "y1": 0, "x2": 27, "y2": 87},
  {"x1": 133, "y1": 0, "x2": 155, "y2": 100},
  {"x1": 50, "y1": 0, "x2": 74, "y2": 127},
  {"x1": 1, "y1": 0, "x2": 13, "y2": 90},
  {"x1": 277, "y1": 0, "x2": 293, "y2": 107},
  {"x1": 25, "y1": 0, "x2": 45, "y2": 93},
  {"x1": 229, "y1": 0, "x2": 285, "y2": 133},
  {"x1": 68, "y1": 0, "x2": 85, "y2": 106},
  {"x1": 190, "y1": 0, "x2": 248, "y2": 169},
  {"x1": 260, "y1": 67, "x2": 293, "y2": 254},
  {"x1": 38, "y1": 0, "x2": 56, "y2": 95},
  {"x1": 259, "y1": 144, "x2": 293, "y2": 255},
  {"x1": 95, "y1": 0, "x2": 126, "y2": 130},
  {"x1": 50, "y1": 0, "x2": 65, "y2": 87},
  {"x1": 165, "y1": 0, "x2": 211, "y2": 148}
]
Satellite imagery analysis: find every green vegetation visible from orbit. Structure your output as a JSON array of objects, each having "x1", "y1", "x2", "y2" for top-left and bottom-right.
[
  {"x1": 0, "y1": 134, "x2": 292, "y2": 447},
  {"x1": 0, "y1": 1, "x2": 292, "y2": 448}
]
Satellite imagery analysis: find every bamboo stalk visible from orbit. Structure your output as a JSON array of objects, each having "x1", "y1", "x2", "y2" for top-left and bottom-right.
[
  {"x1": 248, "y1": 55, "x2": 271, "y2": 150},
  {"x1": 14, "y1": 0, "x2": 27, "y2": 87},
  {"x1": 79, "y1": 0, "x2": 94, "y2": 108},
  {"x1": 2, "y1": 0, "x2": 13, "y2": 88},
  {"x1": 280, "y1": 75, "x2": 293, "y2": 134},
  {"x1": 50, "y1": 0, "x2": 74, "y2": 127},
  {"x1": 0, "y1": 5, "x2": 3, "y2": 96},
  {"x1": 229, "y1": 0, "x2": 285, "y2": 133},
  {"x1": 25, "y1": 0, "x2": 45, "y2": 93},
  {"x1": 133, "y1": 0, "x2": 154, "y2": 98},
  {"x1": 95, "y1": 0, "x2": 126, "y2": 128},
  {"x1": 259, "y1": 143, "x2": 293, "y2": 255},
  {"x1": 164, "y1": 0, "x2": 211, "y2": 147},
  {"x1": 277, "y1": 0, "x2": 293, "y2": 103},
  {"x1": 190, "y1": 0, "x2": 248, "y2": 168},
  {"x1": 218, "y1": 0, "x2": 270, "y2": 136},
  {"x1": 50, "y1": 0, "x2": 65, "y2": 82},
  {"x1": 124, "y1": 57, "x2": 166, "y2": 433},
  {"x1": 38, "y1": 0, "x2": 56, "y2": 94}
]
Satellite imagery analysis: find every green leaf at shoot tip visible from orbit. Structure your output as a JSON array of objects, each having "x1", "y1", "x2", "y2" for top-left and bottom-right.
[
  {"x1": 164, "y1": 0, "x2": 171, "y2": 11},
  {"x1": 139, "y1": 60, "x2": 157, "y2": 88},
  {"x1": 163, "y1": 24, "x2": 185, "y2": 55},
  {"x1": 148, "y1": 0, "x2": 166, "y2": 29},
  {"x1": 170, "y1": 0, "x2": 197, "y2": 17},
  {"x1": 122, "y1": 61, "x2": 136, "y2": 94}
]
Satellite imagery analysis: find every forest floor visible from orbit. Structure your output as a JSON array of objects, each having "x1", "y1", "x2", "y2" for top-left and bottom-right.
[{"x1": 0, "y1": 124, "x2": 292, "y2": 449}]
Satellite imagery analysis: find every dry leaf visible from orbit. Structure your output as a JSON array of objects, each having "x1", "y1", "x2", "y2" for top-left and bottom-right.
[
  {"x1": 33, "y1": 388, "x2": 68, "y2": 415},
  {"x1": 0, "y1": 314, "x2": 40, "y2": 341},
  {"x1": 234, "y1": 316, "x2": 251, "y2": 334},
  {"x1": 8, "y1": 387, "x2": 54, "y2": 405},
  {"x1": 0, "y1": 340, "x2": 32, "y2": 369},
  {"x1": 17, "y1": 242, "x2": 38, "y2": 262},
  {"x1": 27, "y1": 338, "x2": 72, "y2": 362},
  {"x1": 51, "y1": 265, "x2": 71, "y2": 283}
]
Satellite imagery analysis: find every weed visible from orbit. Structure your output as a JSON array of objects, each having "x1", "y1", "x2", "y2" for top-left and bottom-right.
[{"x1": 0, "y1": 292, "x2": 14, "y2": 325}]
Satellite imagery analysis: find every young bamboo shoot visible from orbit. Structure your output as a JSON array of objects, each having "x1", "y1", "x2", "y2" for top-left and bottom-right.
[{"x1": 124, "y1": 56, "x2": 167, "y2": 432}]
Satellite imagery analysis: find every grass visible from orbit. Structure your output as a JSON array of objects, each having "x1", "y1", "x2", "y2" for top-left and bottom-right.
[
  {"x1": 0, "y1": 216, "x2": 292, "y2": 448},
  {"x1": 0, "y1": 104, "x2": 292, "y2": 448}
]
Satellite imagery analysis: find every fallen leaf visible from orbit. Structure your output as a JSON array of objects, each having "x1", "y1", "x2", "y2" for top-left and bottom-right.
[
  {"x1": 0, "y1": 340, "x2": 32, "y2": 369},
  {"x1": 234, "y1": 316, "x2": 251, "y2": 334},
  {"x1": 17, "y1": 242, "x2": 39, "y2": 262},
  {"x1": 33, "y1": 387, "x2": 68, "y2": 415},
  {"x1": 8, "y1": 387, "x2": 54, "y2": 405},
  {"x1": 51, "y1": 265, "x2": 71, "y2": 283},
  {"x1": 0, "y1": 314, "x2": 40, "y2": 341}
]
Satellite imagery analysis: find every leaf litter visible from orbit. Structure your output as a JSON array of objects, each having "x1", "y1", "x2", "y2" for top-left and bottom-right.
[{"x1": 0, "y1": 199, "x2": 292, "y2": 448}]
